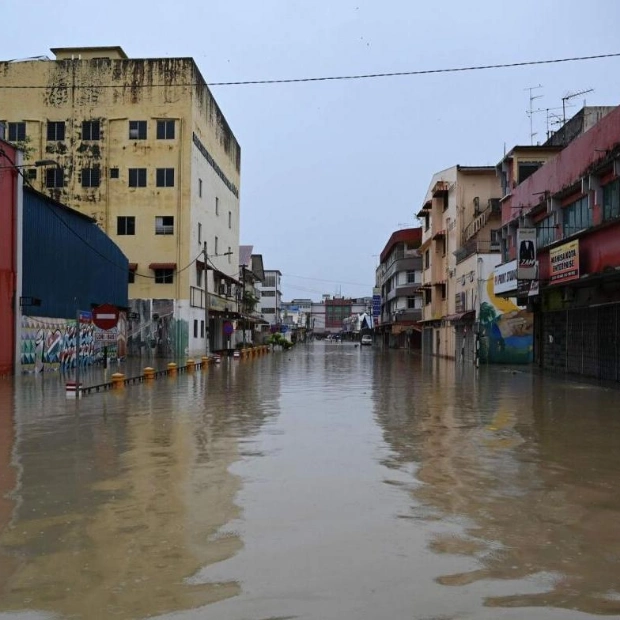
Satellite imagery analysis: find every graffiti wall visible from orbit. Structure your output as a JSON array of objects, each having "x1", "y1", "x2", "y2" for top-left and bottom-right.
[
  {"x1": 479, "y1": 275, "x2": 534, "y2": 364},
  {"x1": 20, "y1": 313, "x2": 126, "y2": 373}
]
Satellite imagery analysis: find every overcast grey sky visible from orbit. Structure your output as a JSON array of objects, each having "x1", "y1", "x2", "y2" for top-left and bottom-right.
[{"x1": 3, "y1": 0, "x2": 620, "y2": 300}]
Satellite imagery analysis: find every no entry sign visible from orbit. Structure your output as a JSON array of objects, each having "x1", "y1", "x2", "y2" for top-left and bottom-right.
[{"x1": 92, "y1": 304, "x2": 119, "y2": 330}]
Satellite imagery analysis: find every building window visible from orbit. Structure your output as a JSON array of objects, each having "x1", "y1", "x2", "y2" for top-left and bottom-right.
[
  {"x1": 26, "y1": 169, "x2": 37, "y2": 181},
  {"x1": 424, "y1": 214, "x2": 429, "y2": 231},
  {"x1": 441, "y1": 284, "x2": 447, "y2": 300},
  {"x1": 128, "y1": 168, "x2": 147, "y2": 187},
  {"x1": 45, "y1": 167, "x2": 64, "y2": 188},
  {"x1": 214, "y1": 236, "x2": 219, "y2": 254},
  {"x1": 194, "y1": 320, "x2": 198, "y2": 338},
  {"x1": 129, "y1": 120, "x2": 147, "y2": 140},
  {"x1": 261, "y1": 290, "x2": 276, "y2": 297},
  {"x1": 155, "y1": 216, "x2": 174, "y2": 235},
  {"x1": 128, "y1": 270, "x2": 135, "y2": 284},
  {"x1": 198, "y1": 222, "x2": 202, "y2": 245},
  {"x1": 200, "y1": 320, "x2": 204, "y2": 338},
  {"x1": 603, "y1": 178, "x2": 620, "y2": 222},
  {"x1": 156, "y1": 119, "x2": 175, "y2": 139},
  {"x1": 228, "y1": 211, "x2": 232, "y2": 229},
  {"x1": 117, "y1": 216, "x2": 135, "y2": 235},
  {"x1": 82, "y1": 120, "x2": 100, "y2": 140},
  {"x1": 198, "y1": 178, "x2": 202, "y2": 197},
  {"x1": 156, "y1": 168, "x2": 174, "y2": 187},
  {"x1": 154, "y1": 269, "x2": 174, "y2": 284},
  {"x1": 424, "y1": 250, "x2": 430, "y2": 270},
  {"x1": 215, "y1": 196, "x2": 219, "y2": 215},
  {"x1": 110, "y1": 167, "x2": 119, "y2": 179},
  {"x1": 407, "y1": 296, "x2": 416, "y2": 309},
  {"x1": 262, "y1": 307, "x2": 276, "y2": 315},
  {"x1": 406, "y1": 270, "x2": 416, "y2": 283},
  {"x1": 81, "y1": 167, "x2": 100, "y2": 188},
  {"x1": 518, "y1": 161, "x2": 542, "y2": 184},
  {"x1": 424, "y1": 289, "x2": 431, "y2": 305},
  {"x1": 563, "y1": 195, "x2": 592, "y2": 238},
  {"x1": 8, "y1": 122, "x2": 26, "y2": 142},
  {"x1": 196, "y1": 264, "x2": 203, "y2": 287},
  {"x1": 47, "y1": 121, "x2": 65, "y2": 141}
]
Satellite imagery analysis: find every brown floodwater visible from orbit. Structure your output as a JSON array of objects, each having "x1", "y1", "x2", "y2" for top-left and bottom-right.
[{"x1": 2, "y1": 343, "x2": 620, "y2": 619}]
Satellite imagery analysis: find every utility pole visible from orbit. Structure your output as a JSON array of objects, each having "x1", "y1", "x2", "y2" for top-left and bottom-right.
[{"x1": 203, "y1": 241, "x2": 210, "y2": 356}]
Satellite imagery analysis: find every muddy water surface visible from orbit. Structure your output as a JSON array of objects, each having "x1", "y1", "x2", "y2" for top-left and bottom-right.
[{"x1": 2, "y1": 344, "x2": 620, "y2": 619}]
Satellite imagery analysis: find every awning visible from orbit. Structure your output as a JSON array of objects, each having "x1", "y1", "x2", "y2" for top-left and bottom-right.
[
  {"x1": 128, "y1": 263, "x2": 138, "y2": 272},
  {"x1": 432, "y1": 230, "x2": 446, "y2": 239},
  {"x1": 149, "y1": 262, "x2": 177, "y2": 270},
  {"x1": 443, "y1": 311, "x2": 475, "y2": 323}
]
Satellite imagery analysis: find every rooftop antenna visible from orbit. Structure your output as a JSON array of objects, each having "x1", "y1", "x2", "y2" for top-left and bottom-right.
[
  {"x1": 525, "y1": 84, "x2": 543, "y2": 145},
  {"x1": 562, "y1": 88, "x2": 594, "y2": 124}
]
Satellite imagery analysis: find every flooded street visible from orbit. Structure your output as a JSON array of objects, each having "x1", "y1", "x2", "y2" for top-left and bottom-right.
[{"x1": 2, "y1": 344, "x2": 620, "y2": 619}]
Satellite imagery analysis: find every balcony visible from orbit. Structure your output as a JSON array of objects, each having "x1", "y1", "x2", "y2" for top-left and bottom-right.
[{"x1": 454, "y1": 239, "x2": 500, "y2": 264}]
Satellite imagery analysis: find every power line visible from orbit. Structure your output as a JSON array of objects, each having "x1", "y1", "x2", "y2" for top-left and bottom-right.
[{"x1": 0, "y1": 52, "x2": 617, "y2": 89}]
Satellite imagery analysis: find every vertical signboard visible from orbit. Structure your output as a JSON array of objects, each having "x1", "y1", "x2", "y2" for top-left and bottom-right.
[{"x1": 517, "y1": 228, "x2": 537, "y2": 280}]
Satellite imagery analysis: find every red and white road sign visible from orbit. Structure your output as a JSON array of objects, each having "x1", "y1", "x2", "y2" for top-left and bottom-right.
[{"x1": 92, "y1": 304, "x2": 119, "y2": 330}]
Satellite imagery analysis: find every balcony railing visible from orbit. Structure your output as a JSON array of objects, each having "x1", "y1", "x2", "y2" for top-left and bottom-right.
[{"x1": 454, "y1": 239, "x2": 500, "y2": 264}]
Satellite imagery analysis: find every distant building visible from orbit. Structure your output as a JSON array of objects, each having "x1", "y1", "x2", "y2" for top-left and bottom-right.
[
  {"x1": 0, "y1": 45, "x2": 241, "y2": 359},
  {"x1": 238, "y1": 245, "x2": 266, "y2": 345},
  {"x1": 257, "y1": 270, "x2": 282, "y2": 327},
  {"x1": 374, "y1": 228, "x2": 423, "y2": 348},
  {"x1": 0, "y1": 139, "x2": 128, "y2": 375},
  {"x1": 309, "y1": 296, "x2": 372, "y2": 337}
]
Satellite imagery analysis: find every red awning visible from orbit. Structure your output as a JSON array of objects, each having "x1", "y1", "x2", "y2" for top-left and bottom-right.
[
  {"x1": 128, "y1": 263, "x2": 138, "y2": 272},
  {"x1": 149, "y1": 262, "x2": 177, "y2": 270}
]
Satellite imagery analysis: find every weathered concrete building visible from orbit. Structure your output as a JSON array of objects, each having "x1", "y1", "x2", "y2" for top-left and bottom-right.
[
  {"x1": 417, "y1": 166, "x2": 502, "y2": 360},
  {"x1": 0, "y1": 46, "x2": 241, "y2": 359}
]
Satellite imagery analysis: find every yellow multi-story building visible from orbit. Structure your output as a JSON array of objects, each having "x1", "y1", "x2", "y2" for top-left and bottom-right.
[
  {"x1": 0, "y1": 46, "x2": 241, "y2": 359},
  {"x1": 417, "y1": 166, "x2": 501, "y2": 359}
]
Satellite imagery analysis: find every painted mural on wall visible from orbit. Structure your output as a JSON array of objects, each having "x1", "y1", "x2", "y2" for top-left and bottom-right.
[
  {"x1": 20, "y1": 313, "x2": 125, "y2": 373},
  {"x1": 127, "y1": 299, "x2": 187, "y2": 359},
  {"x1": 478, "y1": 275, "x2": 533, "y2": 364}
]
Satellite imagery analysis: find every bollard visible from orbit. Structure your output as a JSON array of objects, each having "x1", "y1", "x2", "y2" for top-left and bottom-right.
[
  {"x1": 201, "y1": 356, "x2": 209, "y2": 370},
  {"x1": 233, "y1": 350, "x2": 240, "y2": 359},
  {"x1": 144, "y1": 367, "x2": 155, "y2": 382},
  {"x1": 186, "y1": 359, "x2": 195, "y2": 373},
  {"x1": 65, "y1": 381, "x2": 82, "y2": 399},
  {"x1": 111, "y1": 373, "x2": 125, "y2": 389},
  {"x1": 167, "y1": 362, "x2": 177, "y2": 376}
]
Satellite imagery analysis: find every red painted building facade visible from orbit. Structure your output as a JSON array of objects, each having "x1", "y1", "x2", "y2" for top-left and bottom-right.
[
  {"x1": 500, "y1": 104, "x2": 620, "y2": 380},
  {"x1": 0, "y1": 141, "x2": 20, "y2": 376}
]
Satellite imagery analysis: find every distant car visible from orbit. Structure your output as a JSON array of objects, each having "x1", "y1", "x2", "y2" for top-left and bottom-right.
[{"x1": 361, "y1": 335, "x2": 373, "y2": 346}]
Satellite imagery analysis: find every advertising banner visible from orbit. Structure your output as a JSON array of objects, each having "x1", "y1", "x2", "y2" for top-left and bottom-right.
[
  {"x1": 550, "y1": 240, "x2": 580, "y2": 283},
  {"x1": 517, "y1": 228, "x2": 537, "y2": 280}
]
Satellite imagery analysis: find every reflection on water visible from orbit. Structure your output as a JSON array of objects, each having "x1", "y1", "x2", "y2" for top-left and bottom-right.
[
  {"x1": 2, "y1": 347, "x2": 620, "y2": 619},
  {"x1": 0, "y1": 358, "x2": 280, "y2": 618},
  {"x1": 375, "y1": 355, "x2": 620, "y2": 616}
]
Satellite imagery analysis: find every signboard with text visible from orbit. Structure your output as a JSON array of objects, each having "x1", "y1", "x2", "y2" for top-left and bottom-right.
[
  {"x1": 550, "y1": 240, "x2": 580, "y2": 283},
  {"x1": 493, "y1": 260, "x2": 518, "y2": 295},
  {"x1": 372, "y1": 294, "x2": 381, "y2": 318},
  {"x1": 517, "y1": 228, "x2": 537, "y2": 280}
]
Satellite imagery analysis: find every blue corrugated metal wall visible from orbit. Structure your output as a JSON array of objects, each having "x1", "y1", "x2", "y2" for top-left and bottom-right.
[{"x1": 22, "y1": 188, "x2": 128, "y2": 318}]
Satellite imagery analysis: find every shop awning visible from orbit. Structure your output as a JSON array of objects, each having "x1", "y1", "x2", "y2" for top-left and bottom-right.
[
  {"x1": 128, "y1": 263, "x2": 138, "y2": 272},
  {"x1": 443, "y1": 311, "x2": 475, "y2": 323},
  {"x1": 149, "y1": 262, "x2": 177, "y2": 270}
]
